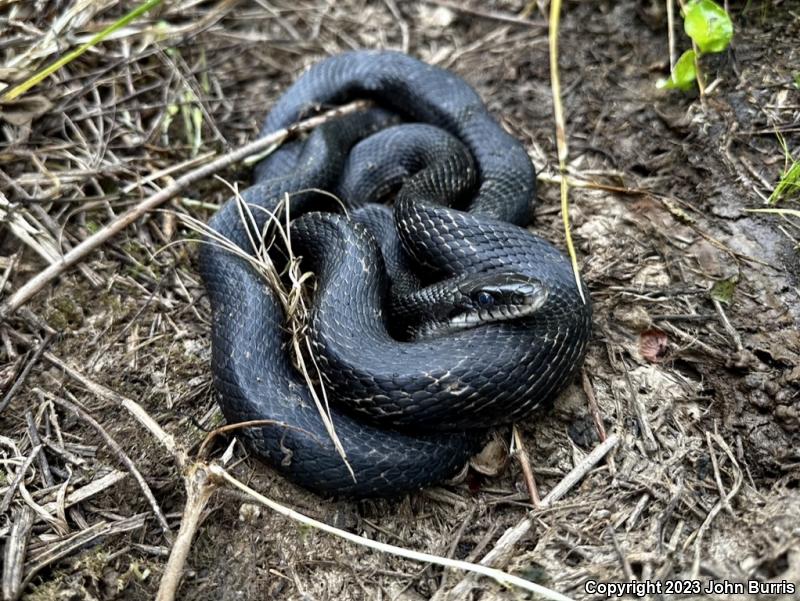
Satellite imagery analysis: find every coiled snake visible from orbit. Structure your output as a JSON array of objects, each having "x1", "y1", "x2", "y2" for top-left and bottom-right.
[{"x1": 199, "y1": 51, "x2": 591, "y2": 497}]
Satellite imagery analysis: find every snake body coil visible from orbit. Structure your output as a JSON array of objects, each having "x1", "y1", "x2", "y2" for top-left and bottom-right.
[{"x1": 199, "y1": 51, "x2": 591, "y2": 497}]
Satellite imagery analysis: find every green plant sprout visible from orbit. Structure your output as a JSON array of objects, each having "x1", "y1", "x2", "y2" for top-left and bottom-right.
[
  {"x1": 1, "y1": 0, "x2": 164, "y2": 101},
  {"x1": 768, "y1": 132, "x2": 800, "y2": 204},
  {"x1": 658, "y1": 0, "x2": 733, "y2": 91},
  {"x1": 659, "y1": 49, "x2": 697, "y2": 91}
]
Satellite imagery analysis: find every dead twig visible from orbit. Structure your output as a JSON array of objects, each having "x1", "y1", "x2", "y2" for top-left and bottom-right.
[
  {"x1": 582, "y1": 370, "x2": 608, "y2": 444},
  {"x1": 2, "y1": 507, "x2": 35, "y2": 601},
  {"x1": 38, "y1": 469, "x2": 128, "y2": 516},
  {"x1": 0, "y1": 335, "x2": 51, "y2": 415},
  {"x1": 511, "y1": 425, "x2": 540, "y2": 507},
  {"x1": 197, "y1": 419, "x2": 314, "y2": 460},
  {"x1": 155, "y1": 465, "x2": 217, "y2": 601},
  {"x1": 607, "y1": 524, "x2": 634, "y2": 582},
  {"x1": 209, "y1": 463, "x2": 575, "y2": 601},
  {"x1": 18, "y1": 514, "x2": 147, "y2": 599},
  {"x1": 24, "y1": 411, "x2": 54, "y2": 488},
  {"x1": 0, "y1": 100, "x2": 372, "y2": 321},
  {"x1": 36, "y1": 389, "x2": 171, "y2": 538},
  {"x1": 0, "y1": 446, "x2": 42, "y2": 516},
  {"x1": 439, "y1": 434, "x2": 619, "y2": 599},
  {"x1": 540, "y1": 434, "x2": 619, "y2": 506}
]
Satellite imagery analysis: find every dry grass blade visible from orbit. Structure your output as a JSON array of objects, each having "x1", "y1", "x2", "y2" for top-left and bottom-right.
[
  {"x1": 0, "y1": 100, "x2": 371, "y2": 321},
  {"x1": 0, "y1": 335, "x2": 51, "y2": 415},
  {"x1": 36, "y1": 389, "x2": 171, "y2": 537},
  {"x1": 0, "y1": 194, "x2": 62, "y2": 266},
  {"x1": 179, "y1": 183, "x2": 354, "y2": 478},
  {"x1": 687, "y1": 433, "x2": 744, "y2": 579},
  {"x1": 747, "y1": 208, "x2": 800, "y2": 219},
  {"x1": 208, "y1": 464, "x2": 577, "y2": 601},
  {"x1": 1, "y1": 0, "x2": 165, "y2": 101},
  {"x1": 2, "y1": 507, "x2": 34, "y2": 601},
  {"x1": 0, "y1": 446, "x2": 42, "y2": 516},
  {"x1": 548, "y1": 0, "x2": 586, "y2": 304},
  {"x1": 18, "y1": 514, "x2": 147, "y2": 600}
]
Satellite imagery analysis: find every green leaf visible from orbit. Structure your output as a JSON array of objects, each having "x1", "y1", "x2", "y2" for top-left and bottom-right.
[
  {"x1": 657, "y1": 49, "x2": 697, "y2": 91},
  {"x1": 684, "y1": 0, "x2": 734, "y2": 54},
  {"x1": 710, "y1": 277, "x2": 738, "y2": 305}
]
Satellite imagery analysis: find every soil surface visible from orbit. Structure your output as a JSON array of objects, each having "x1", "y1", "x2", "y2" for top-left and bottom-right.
[{"x1": 1, "y1": 1, "x2": 798, "y2": 600}]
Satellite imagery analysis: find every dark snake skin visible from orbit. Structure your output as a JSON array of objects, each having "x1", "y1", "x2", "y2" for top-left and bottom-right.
[{"x1": 199, "y1": 51, "x2": 592, "y2": 497}]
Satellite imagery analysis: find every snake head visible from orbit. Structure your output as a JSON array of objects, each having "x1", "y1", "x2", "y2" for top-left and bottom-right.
[
  {"x1": 438, "y1": 272, "x2": 549, "y2": 333},
  {"x1": 453, "y1": 271, "x2": 548, "y2": 325},
  {"x1": 401, "y1": 272, "x2": 549, "y2": 340}
]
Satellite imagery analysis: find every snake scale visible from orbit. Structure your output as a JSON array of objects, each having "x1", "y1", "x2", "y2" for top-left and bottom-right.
[{"x1": 199, "y1": 51, "x2": 592, "y2": 497}]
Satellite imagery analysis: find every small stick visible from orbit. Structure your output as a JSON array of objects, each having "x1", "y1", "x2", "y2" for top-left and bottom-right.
[
  {"x1": 197, "y1": 419, "x2": 311, "y2": 461},
  {"x1": 661, "y1": 322, "x2": 730, "y2": 361},
  {"x1": 625, "y1": 492, "x2": 651, "y2": 531},
  {"x1": 0, "y1": 100, "x2": 372, "y2": 321},
  {"x1": 208, "y1": 464, "x2": 575, "y2": 601},
  {"x1": 0, "y1": 335, "x2": 51, "y2": 415},
  {"x1": 38, "y1": 390, "x2": 171, "y2": 538},
  {"x1": 39, "y1": 437, "x2": 87, "y2": 468},
  {"x1": 511, "y1": 425, "x2": 540, "y2": 507},
  {"x1": 25, "y1": 411, "x2": 54, "y2": 488},
  {"x1": 706, "y1": 430, "x2": 732, "y2": 516},
  {"x1": 623, "y1": 369, "x2": 658, "y2": 454},
  {"x1": 38, "y1": 469, "x2": 127, "y2": 516},
  {"x1": 421, "y1": 0, "x2": 548, "y2": 28},
  {"x1": 441, "y1": 434, "x2": 619, "y2": 599},
  {"x1": 540, "y1": 434, "x2": 619, "y2": 506},
  {"x1": 582, "y1": 370, "x2": 607, "y2": 442},
  {"x1": 156, "y1": 465, "x2": 217, "y2": 601},
  {"x1": 0, "y1": 446, "x2": 42, "y2": 516},
  {"x1": 2, "y1": 506, "x2": 35, "y2": 601},
  {"x1": 667, "y1": 0, "x2": 677, "y2": 70},
  {"x1": 607, "y1": 525, "x2": 634, "y2": 582},
  {"x1": 712, "y1": 299, "x2": 744, "y2": 353}
]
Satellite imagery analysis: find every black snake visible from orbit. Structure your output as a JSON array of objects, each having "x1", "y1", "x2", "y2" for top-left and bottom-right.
[{"x1": 199, "y1": 51, "x2": 591, "y2": 497}]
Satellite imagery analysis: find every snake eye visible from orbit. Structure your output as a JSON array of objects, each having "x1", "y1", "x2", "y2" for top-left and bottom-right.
[{"x1": 475, "y1": 291, "x2": 494, "y2": 307}]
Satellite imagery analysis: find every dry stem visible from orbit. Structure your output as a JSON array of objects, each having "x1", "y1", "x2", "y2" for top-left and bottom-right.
[
  {"x1": 0, "y1": 100, "x2": 371, "y2": 322},
  {"x1": 440, "y1": 434, "x2": 620, "y2": 599}
]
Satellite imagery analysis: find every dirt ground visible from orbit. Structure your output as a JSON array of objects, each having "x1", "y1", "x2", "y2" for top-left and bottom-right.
[{"x1": 1, "y1": 1, "x2": 799, "y2": 600}]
